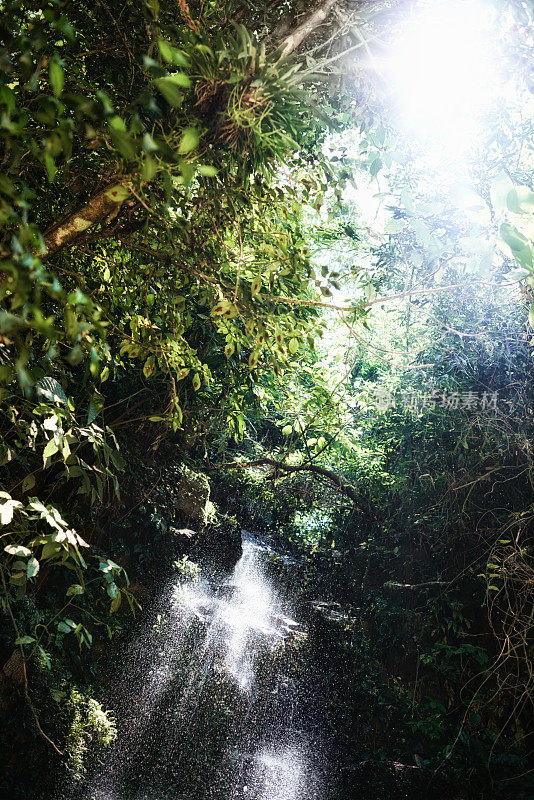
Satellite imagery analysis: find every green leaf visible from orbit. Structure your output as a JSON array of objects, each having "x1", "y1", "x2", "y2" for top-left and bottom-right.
[
  {"x1": 155, "y1": 77, "x2": 185, "y2": 106},
  {"x1": 369, "y1": 157, "x2": 382, "y2": 177},
  {"x1": 142, "y1": 156, "x2": 158, "y2": 181},
  {"x1": 38, "y1": 646, "x2": 51, "y2": 669},
  {"x1": 57, "y1": 621, "x2": 72, "y2": 634},
  {"x1": 22, "y1": 474, "x2": 35, "y2": 493},
  {"x1": 44, "y1": 153, "x2": 57, "y2": 182},
  {"x1": 178, "y1": 127, "x2": 199, "y2": 155},
  {"x1": 107, "y1": 581, "x2": 119, "y2": 599},
  {"x1": 43, "y1": 438, "x2": 59, "y2": 459},
  {"x1": 501, "y1": 223, "x2": 529, "y2": 250},
  {"x1": 0, "y1": 499, "x2": 21, "y2": 525},
  {"x1": 49, "y1": 58, "x2": 64, "y2": 97},
  {"x1": 110, "y1": 593, "x2": 122, "y2": 613},
  {"x1": 143, "y1": 358, "x2": 155, "y2": 378},
  {"x1": 251, "y1": 275, "x2": 262, "y2": 296},
  {"x1": 165, "y1": 72, "x2": 191, "y2": 88},
  {"x1": 507, "y1": 267, "x2": 530, "y2": 281},
  {"x1": 42, "y1": 542, "x2": 61, "y2": 559},
  {"x1": 490, "y1": 173, "x2": 514, "y2": 213},
  {"x1": 108, "y1": 115, "x2": 126, "y2": 131},
  {"x1": 158, "y1": 40, "x2": 189, "y2": 66},
  {"x1": 105, "y1": 185, "x2": 130, "y2": 202},
  {"x1": 57, "y1": 619, "x2": 76, "y2": 634},
  {"x1": 66, "y1": 584, "x2": 84, "y2": 596},
  {"x1": 27, "y1": 556, "x2": 39, "y2": 578},
  {"x1": 4, "y1": 545, "x2": 31, "y2": 557},
  {"x1": 87, "y1": 396, "x2": 103, "y2": 424},
  {"x1": 36, "y1": 377, "x2": 68, "y2": 405},
  {"x1": 282, "y1": 425, "x2": 293, "y2": 435},
  {"x1": 198, "y1": 165, "x2": 217, "y2": 177},
  {"x1": 110, "y1": 129, "x2": 137, "y2": 161},
  {"x1": 15, "y1": 635, "x2": 35, "y2": 645},
  {"x1": 506, "y1": 186, "x2": 534, "y2": 214},
  {"x1": 500, "y1": 223, "x2": 532, "y2": 269}
]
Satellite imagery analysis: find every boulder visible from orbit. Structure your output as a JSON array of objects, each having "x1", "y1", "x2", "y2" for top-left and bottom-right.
[{"x1": 175, "y1": 467, "x2": 213, "y2": 524}]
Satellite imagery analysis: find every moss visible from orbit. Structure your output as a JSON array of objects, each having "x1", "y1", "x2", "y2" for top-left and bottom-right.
[{"x1": 64, "y1": 688, "x2": 117, "y2": 781}]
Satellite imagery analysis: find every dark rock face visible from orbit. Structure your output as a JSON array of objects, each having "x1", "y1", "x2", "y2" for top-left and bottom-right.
[{"x1": 172, "y1": 468, "x2": 243, "y2": 569}]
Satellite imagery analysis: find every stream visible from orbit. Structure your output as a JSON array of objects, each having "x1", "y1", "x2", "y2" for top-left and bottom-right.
[{"x1": 79, "y1": 533, "x2": 329, "y2": 800}]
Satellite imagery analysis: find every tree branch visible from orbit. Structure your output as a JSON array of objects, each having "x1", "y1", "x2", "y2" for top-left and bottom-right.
[
  {"x1": 0, "y1": 564, "x2": 63, "y2": 755},
  {"x1": 210, "y1": 457, "x2": 378, "y2": 519},
  {"x1": 279, "y1": 0, "x2": 339, "y2": 56},
  {"x1": 43, "y1": 180, "x2": 130, "y2": 256}
]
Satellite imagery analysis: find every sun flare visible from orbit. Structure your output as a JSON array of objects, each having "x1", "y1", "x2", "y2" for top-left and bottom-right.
[{"x1": 384, "y1": 1, "x2": 504, "y2": 151}]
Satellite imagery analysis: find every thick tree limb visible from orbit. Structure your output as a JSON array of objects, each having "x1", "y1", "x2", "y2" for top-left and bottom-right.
[
  {"x1": 43, "y1": 181, "x2": 129, "y2": 256},
  {"x1": 210, "y1": 457, "x2": 378, "y2": 520},
  {"x1": 279, "y1": 0, "x2": 339, "y2": 56}
]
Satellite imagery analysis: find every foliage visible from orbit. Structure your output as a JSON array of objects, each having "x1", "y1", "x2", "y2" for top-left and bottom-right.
[
  {"x1": 0, "y1": 0, "x2": 533, "y2": 796},
  {"x1": 0, "y1": 0, "x2": 342, "y2": 676},
  {"x1": 63, "y1": 687, "x2": 117, "y2": 780}
]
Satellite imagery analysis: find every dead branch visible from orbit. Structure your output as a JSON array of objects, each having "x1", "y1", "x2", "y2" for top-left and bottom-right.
[{"x1": 0, "y1": 565, "x2": 63, "y2": 755}]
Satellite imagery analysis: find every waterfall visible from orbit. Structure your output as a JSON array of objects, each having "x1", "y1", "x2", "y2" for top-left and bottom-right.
[{"x1": 82, "y1": 533, "x2": 326, "y2": 800}]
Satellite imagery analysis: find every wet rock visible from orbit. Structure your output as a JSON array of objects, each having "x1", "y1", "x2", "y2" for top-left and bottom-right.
[
  {"x1": 127, "y1": 582, "x2": 152, "y2": 606},
  {"x1": 311, "y1": 601, "x2": 354, "y2": 624}
]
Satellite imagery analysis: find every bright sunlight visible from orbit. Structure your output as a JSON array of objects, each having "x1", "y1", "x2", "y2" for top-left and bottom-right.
[{"x1": 384, "y1": 0, "x2": 504, "y2": 151}]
